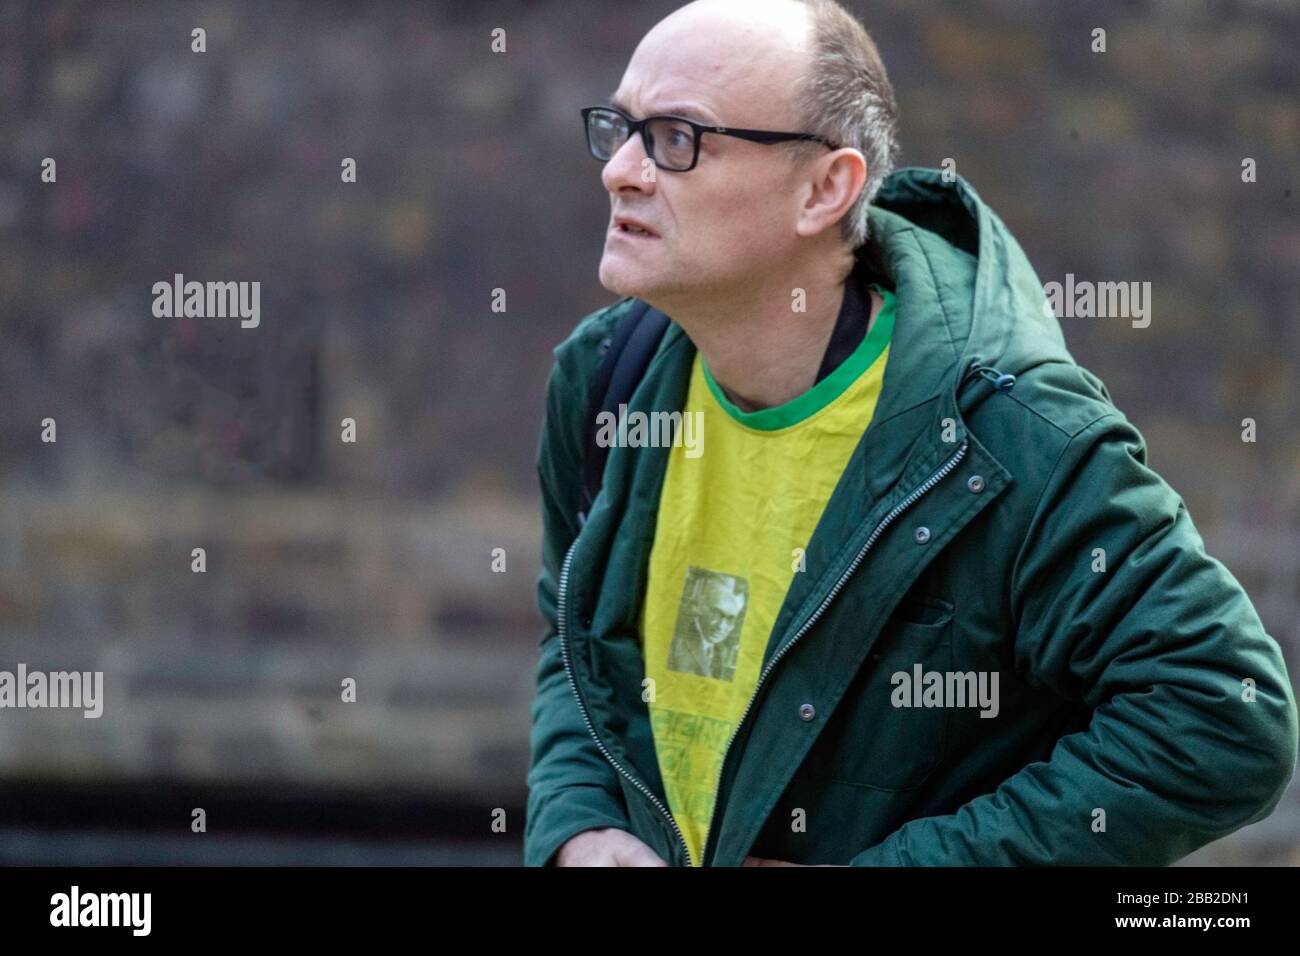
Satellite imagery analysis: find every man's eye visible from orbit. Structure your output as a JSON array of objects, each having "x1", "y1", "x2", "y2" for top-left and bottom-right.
[{"x1": 667, "y1": 130, "x2": 692, "y2": 147}]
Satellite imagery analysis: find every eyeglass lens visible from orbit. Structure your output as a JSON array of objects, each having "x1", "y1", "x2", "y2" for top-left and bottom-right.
[{"x1": 588, "y1": 110, "x2": 697, "y2": 170}]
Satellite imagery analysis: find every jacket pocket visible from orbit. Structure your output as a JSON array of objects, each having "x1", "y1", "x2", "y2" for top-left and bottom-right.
[
  {"x1": 816, "y1": 599, "x2": 954, "y2": 791},
  {"x1": 887, "y1": 595, "x2": 955, "y2": 628}
]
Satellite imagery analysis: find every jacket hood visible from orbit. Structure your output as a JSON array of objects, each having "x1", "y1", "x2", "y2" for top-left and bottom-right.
[{"x1": 861, "y1": 167, "x2": 1076, "y2": 424}]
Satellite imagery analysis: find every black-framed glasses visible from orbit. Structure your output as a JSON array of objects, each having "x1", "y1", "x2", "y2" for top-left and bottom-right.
[{"x1": 581, "y1": 104, "x2": 837, "y2": 172}]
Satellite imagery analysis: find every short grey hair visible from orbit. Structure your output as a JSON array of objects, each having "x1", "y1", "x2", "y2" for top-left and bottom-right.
[{"x1": 788, "y1": 0, "x2": 901, "y2": 249}]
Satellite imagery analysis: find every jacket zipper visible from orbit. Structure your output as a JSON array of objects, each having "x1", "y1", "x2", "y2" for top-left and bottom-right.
[
  {"x1": 556, "y1": 536, "x2": 694, "y2": 866},
  {"x1": 700, "y1": 436, "x2": 971, "y2": 865}
]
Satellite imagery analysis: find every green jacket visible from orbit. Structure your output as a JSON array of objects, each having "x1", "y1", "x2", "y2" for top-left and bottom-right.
[{"x1": 524, "y1": 167, "x2": 1298, "y2": 867}]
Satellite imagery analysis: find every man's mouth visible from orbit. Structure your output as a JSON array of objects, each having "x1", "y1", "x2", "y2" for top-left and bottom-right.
[{"x1": 612, "y1": 217, "x2": 659, "y2": 238}]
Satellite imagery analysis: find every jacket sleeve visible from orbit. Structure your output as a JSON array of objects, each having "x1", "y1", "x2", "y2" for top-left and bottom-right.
[
  {"x1": 850, "y1": 411, "x2": 1299, "y2": 865},
  {"x1": 523, "y1": 353, "x2": 632, "y2": 867}
]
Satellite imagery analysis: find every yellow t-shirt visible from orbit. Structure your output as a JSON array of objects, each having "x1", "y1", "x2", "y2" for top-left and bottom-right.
[{"x1": 640, "y1": 284, "x2": 896, "y2": 865}]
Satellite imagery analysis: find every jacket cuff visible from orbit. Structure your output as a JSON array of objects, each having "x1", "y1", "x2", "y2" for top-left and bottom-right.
[
  {"x1": 524, "y1": 784, "x2": 632, "y2": 867},
  {"x1": 848, "y1": 833, "x2": 907, "y2": 866}
]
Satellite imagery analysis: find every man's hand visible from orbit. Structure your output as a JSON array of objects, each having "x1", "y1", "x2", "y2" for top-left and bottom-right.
[
  {"x1": 554, "y1": 827, "x2": 670, "y2": 866},
  {"x1": 742, "y1": 856, "x2": 840, "y2": 866}
]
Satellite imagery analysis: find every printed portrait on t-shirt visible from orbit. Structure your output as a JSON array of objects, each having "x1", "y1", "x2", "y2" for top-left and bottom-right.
[{"x1": 667, "y1": 567, "x2": 748, "y2": 681}]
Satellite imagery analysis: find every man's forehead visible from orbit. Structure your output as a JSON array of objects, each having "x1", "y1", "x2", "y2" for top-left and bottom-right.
[
  {"x1": 610, "y1": 60, "x2": 801, "y2": 127},
  {"x1": 613, "y1": 1, "x2": 810, "y2": 126},
  {"x1": 606, "y1": 88, "x2": 721, "y2": 125}
]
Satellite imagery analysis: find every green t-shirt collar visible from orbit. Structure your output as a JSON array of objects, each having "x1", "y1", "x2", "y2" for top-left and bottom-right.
[{"x1": 701, "y1": 283, "x2": 895, "y2": 431}]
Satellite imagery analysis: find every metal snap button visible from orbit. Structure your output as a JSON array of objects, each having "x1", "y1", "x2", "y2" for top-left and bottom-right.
[
  {"x1": 798, "y1": 703, "x2": 816, "y2": 721},
  {"x1": 914, "y1": 526, "x2": 931, "y2": 544},
  {"x1": 967, "y1": 474, "x2": 985, "y2": 493}
]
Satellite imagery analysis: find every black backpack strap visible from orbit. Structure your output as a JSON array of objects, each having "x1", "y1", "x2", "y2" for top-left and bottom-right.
[{"x1": 578, "y1": 299, "x2": 671, "y2": 526}]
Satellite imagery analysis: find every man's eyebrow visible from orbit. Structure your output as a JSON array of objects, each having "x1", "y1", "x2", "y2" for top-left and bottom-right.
[{"x1": 606, "y1": 93, "x2": 718, "y2": 125}]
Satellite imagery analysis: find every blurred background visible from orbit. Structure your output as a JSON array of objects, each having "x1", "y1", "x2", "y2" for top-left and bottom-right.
[{"x1": 0, "y1": 0, "x2": 1296, "y2": 865}]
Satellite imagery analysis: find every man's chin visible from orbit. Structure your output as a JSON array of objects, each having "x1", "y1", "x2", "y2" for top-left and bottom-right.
[{"x1": 598, "y1": 259, "x2": 651, "y2": 300}]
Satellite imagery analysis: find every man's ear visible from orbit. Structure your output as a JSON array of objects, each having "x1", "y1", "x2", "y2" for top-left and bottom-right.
[{"x1": 797, "y1": 147, "x2": 867, "y2": 238}]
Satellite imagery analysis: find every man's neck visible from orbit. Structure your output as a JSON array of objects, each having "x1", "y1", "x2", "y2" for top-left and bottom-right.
[{"x1": 664, "y1": 260, "x2": 882, "y2": 414}]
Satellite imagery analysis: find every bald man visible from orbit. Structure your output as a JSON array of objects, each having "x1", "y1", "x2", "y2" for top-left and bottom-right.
[{"x1": 524, "y1": 0, "x2": 1297, "y2": 867}]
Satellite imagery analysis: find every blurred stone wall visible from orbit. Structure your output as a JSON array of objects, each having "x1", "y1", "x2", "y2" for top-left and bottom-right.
[{"x1": 0, "y1": 0, "x2": 1296, "y2": 862}]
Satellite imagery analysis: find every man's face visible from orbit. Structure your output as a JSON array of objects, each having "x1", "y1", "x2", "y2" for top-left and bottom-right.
[
  {"x1": 597, "y1": 0, "x2": 815, "y2": 303},
  {"x1": 694, "y1": 580, "x2": 745, "y2": 646}
]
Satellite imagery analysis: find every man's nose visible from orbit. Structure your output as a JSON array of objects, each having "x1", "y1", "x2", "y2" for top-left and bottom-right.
[{"x1": 601, "y1": 130, "x2": 656, "y2": 195}]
